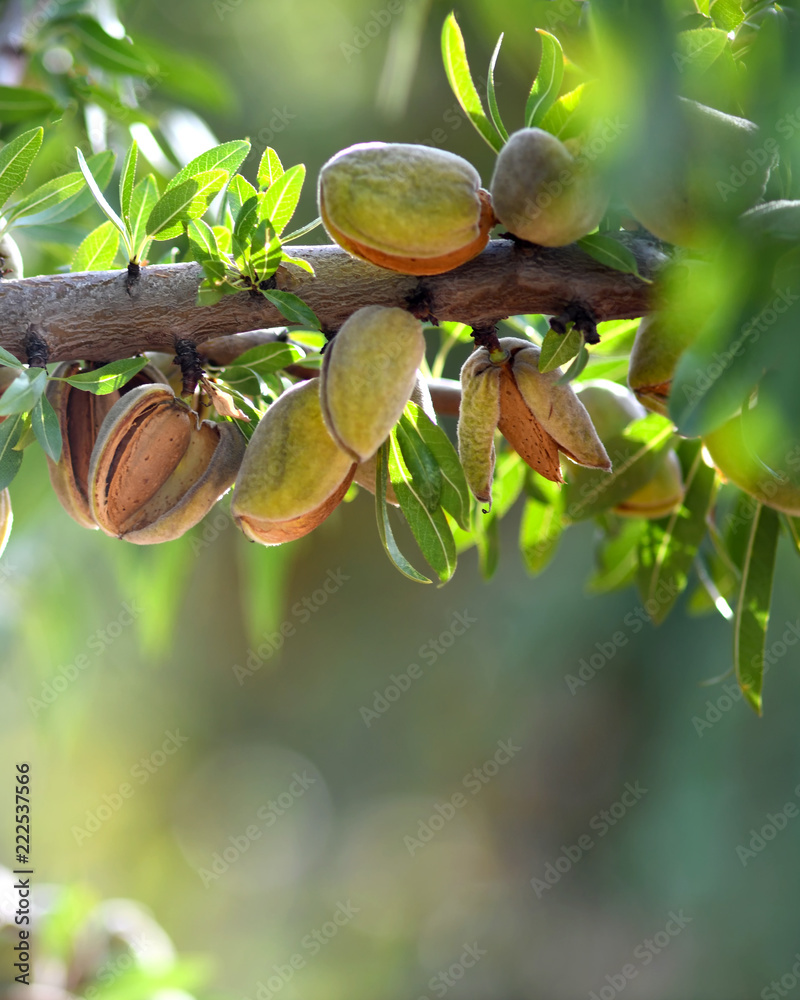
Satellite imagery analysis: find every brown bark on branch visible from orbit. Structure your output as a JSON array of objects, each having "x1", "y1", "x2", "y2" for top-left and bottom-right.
[{"x1": 0, "y1": 236, "x2": 665, "y2": 364}]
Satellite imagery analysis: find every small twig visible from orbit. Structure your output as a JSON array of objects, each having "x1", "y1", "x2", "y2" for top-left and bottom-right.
[{"x1": 23, "y1": 325, "x2": 49, "y2": 368}]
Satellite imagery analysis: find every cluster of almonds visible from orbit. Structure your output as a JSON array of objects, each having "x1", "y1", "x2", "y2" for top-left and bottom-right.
[{"x1": 317, "y1": 126, "x2": 608, "y2": 274}]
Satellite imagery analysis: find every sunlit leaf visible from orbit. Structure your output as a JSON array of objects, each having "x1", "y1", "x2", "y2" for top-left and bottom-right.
[
  {"x1": 72, "y1": 220, "x2": 120, "y2": 272},
  {"x1": 165, "y1": 139, "x2": 250, "y2": 193},
  {"x1": 539, "y1": 325, "x2": 583, "y2": 373},
  {"x1": 59, "y1": 358, "x2": 149, "y2": 395},
  {"x1": 261, "y1": 289, "x2": 320, "y2": 329},
  {"x1": 0, "y1": 127, "x2": 43, "y2": 209},
  {"x1": 526, "y1": 29, "x2": 564, "y2": 128},
  {"x1": 119, "y1": 139, "x2": 138, "y2": 223},
  {"x1": 441, "y1": 13, "x2": 503, "y2": 152},
  {"x1": 257, "y1": 147, "x2": 284, "y2": 190},
  {"x1": 146, "y1": 169, "x2": 228, "y2": 239},
  {"x1": 259, "y1": 164, "x2": 305, "y2": 236},
  {"x1": 0, "y1": 369, "x2": 46, "y2": 416},
  {"x1": 30, "y1": 394, "x2": 62, "y2": 462},
  {"x1": 487, "y1": 34, "x2": 509, "y2": 143},
  {"x1": 375, "y1": 440, "x2": 431, "y2": 584}
]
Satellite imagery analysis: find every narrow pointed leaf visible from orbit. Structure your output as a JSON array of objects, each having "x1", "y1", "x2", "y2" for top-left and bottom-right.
[
  {"x1": 734, "y1": 503, "x2": 779, "y2": 715},
  {"x1": 60, "y1": 357, "x2": 148, "y2": 395},
  {"x1": 525, "y1": 29, "x2": 564, "y2": 128},
  {"x1": 441, "y1": 13, "x2": 503, "y2": 152},
  {"x1": 129, "y1": 173, "x2": 158, "y2": 260},
  {"x1": 30, "y1": 394, "x2": 62, "y2": 462},
  {"x1": 0, "y1": 127, "x2": 43, "y2": 209},
  {"x1": 0, "y1": 414, "x2": 24, "y2": 490},
  {"x1": 396, "y1": 417, "x2": 442, "y2": 514},
  {"x1": 539, "y1": 325, "x2": 583, "y2": 373},
  {"x1": 282, "y1": 215, "x2": 322, "y2": 243},
  {"x1": 72, "y1": 220, "x2": 120, "y2": 272},
  {"x1": 636, "y1": 440, "x2": 718, "y2": 624},
  {"x1": 407, "y1": 403, "x2": 471, "y2": 530},
  {"x1": 389, "y1": 430, "x2": 456, "y2": 584},
  {"x1": 487, "y1": 34, "x2": 509, "y2": 143},
  {"x1": 261, "y1": 289, "x2": 320, "y2": 329},
  {"x1": 375, "y1": 440, "x2": 431, "y2": 583},
  {"x1": 74, "y1": 147, "x2": 128, "y2": 239},
  {"x1": 66, "y1": 15, "x2": 156, "y2": 75},
  {"x1": 146, "y1": 169, "x2": 227, "y2": 238},
  {"x1": 257, "y1": 147, "x2": 284, "y2": 189},
  {"x1": 187, "y1": 218, "x2": 220, "y2": 262},
  {"x1": 0, "y1": 369, "x2": 46, "y2": 416},
  {"x1": 5, "y1": 171, "x2": 85, "y2": 224},
  {"x1": 556, "y1": 341, "x2": 590, "y2": 384},
  {"x1": 165, "y1": 139, "x2": 250, "y2": 193},
  {"x1": 521, "y1": 491, "x2": 563, "y2": 575},
  {"x1": 578, "y1": 233, "x2": 651, "y2": 282},
  {"x1": 119, "y1": 139, "x2": 138, "y2": 222},
  {"x1": 226, "y1": 174, "x2": 258, "y2": 222},
  {"x1": 259, "y1": 164, "x2": 305, "y2": 236},
  {"x1": 15, "y1": 149, "x2": 115, "y2": 228}
]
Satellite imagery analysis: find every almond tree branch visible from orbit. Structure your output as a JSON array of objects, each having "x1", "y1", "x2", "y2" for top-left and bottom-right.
[{"x1": 0, "y1": 236, "x2": 666, "y2": 364}]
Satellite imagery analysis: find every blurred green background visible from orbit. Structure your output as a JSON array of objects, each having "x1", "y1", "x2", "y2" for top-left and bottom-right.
[{"x1": 3, "y1": 1, "x2": 800, "y2": 998}]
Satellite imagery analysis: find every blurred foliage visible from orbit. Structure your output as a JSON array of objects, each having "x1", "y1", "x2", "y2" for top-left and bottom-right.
[{"x1": 2, "y1": 1, "x2": 800, "y2": 998}]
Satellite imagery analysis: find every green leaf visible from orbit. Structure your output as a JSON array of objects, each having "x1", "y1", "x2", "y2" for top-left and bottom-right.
[
  {"x1": 375, "y1": 440, "x2": 431, "y2": 584},
  {"x1": 226, "y1": 174, "x2": 258, "y2": 223},
  {"x1": 636, "y1": 440, "x2": 718, "y2": 624},
  {"x1": 520, "y1": 488, "x2": 563, "y2": 576},
  {"x1": 257, "y1": 147, "x2": 284, "y2": 189},
  {"x1": 710, "y1": 0, "x2": 744, "y2": 31},
  {"x1": 538, "y1": 83, "x2": 593, "y2": 141},
  {"x1": 73, "y1": 147, "x2": 129, "y2": 242},
  {"x1": 165, "y1": 139, "x2": 250, "y2": 194},
  {"x1": 282, "y1": 216, "x2": 323, "y2": 244},
  {"x1": 146, "y1": 169, "x2": 228, "y2": 239},
  {"x1": 129, "y1": 173, "x2": 158, "y2": 261},
  {"x1": 407, "y1": 404, "x2": 471, "y2": 530},
  {"x1": 396, "y1": 416, "x2": 442, "y2": 514},
  {"x1": 261, "y1": 289, "x2": 321, "y2": 330},
  {"x1": 556, "y1": 341, "x2": 590, "y2": 384},
  {"x1": 65, "y1": 15, "x2": 157, "y2": 75},
  {"x1": 0, "y1": 369, "x2": 46, "y2": 416},
  {"x1": 563, "y1": 415, "x2": 675, "y2": 521},
  {"x1": 441, "y1": 13, "x2": 503, "y2": 153},
  {"x1": 187, "y1": 218, "x2": 220, "y2": 262},
  {"x1": 259, "y1": 164, "x2": 305, "y2": 236},
  {"x1": 389, "y1": 430, "x2": 456, "y2": 584},
  {"x1": 279, "y1": 251, "x2": 315, "y2": 276},
  {"x1": 232, "y1": 343, "x2": 302, "y2": 371},
  {"x1": 14, "y1": 150, "x2": 115, "y2": 229},
  {"x1": 525, "y1": 29, "x2": 564, "y2": 128},
  {"x1": 30, "y1": 394, "x2": 62, "y2": 462},
  {"x1": 577, "y1": 233, "x2": 650, "y2": 282},
  {"x1": 5, "y1": 171, "x2": 85, "y2": 225},
  {"x1": 119, "y1": 139, "x2": 138, "y2": 224},
  {"x1": 233, "y1": 195, "x2": 260, "y2": 247},
  {"x1": 0, "y1": 87, "x2": 59, "y2": 123},
  {"x1": 0, "y1": 414, "x2": 24, "y2": 490},
  {"x1": 486, "y1": 34, "x2": 509, "y2": 143},
  {"x1": 72, "y1": 220, "x2": 120, "y2": 272},
  {"x1": 674, "y1": 28, "x2": 729, "y2": 76},
  {"x1": 0, "y1": 128, "x2": 43, "y2": 210},
  {"x1": 0, "y1": 347, "x2": 23, "y2": 369},
  {"x1": 59, "y1": 357, "x2": 148, "y2": 395},
  {"x1": 539, "y1": 325, "x2": 583, "y2": 373},
  {"x1": 734, "y1": 502, "x2": 779, "y2": 715}
]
